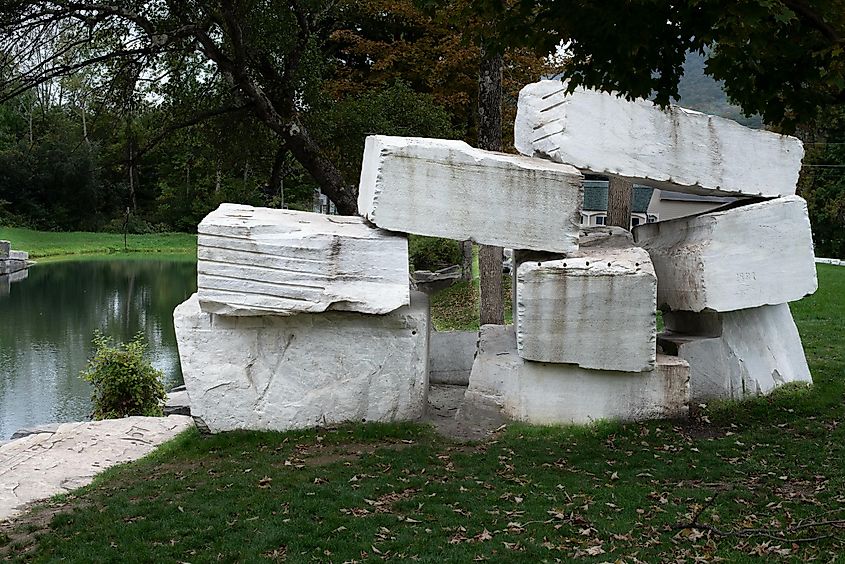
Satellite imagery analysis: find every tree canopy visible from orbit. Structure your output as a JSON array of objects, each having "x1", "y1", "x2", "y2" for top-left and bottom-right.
[
  {"x1": 0, "y1": 0, "x2": 558, "y2": 222},
  {"x1": 485, "y1": 0, "x2": 845, "y2": 130}
]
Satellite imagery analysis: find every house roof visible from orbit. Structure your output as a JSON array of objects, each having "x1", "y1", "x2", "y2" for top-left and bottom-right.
[
  {"x1": 659, "y1": 190, "x2": 735, "y2": 203},
  {"x1": 583, "y1": 180, "x2": 654, "y2": 214}
]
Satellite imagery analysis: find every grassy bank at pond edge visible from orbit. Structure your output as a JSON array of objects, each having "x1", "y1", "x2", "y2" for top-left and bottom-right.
[
  {"x1": 0, "y1": 226, "x2": 197, "y2": 259},
  {"x1": 2, "y1": 263, "x2": 843, "y2": 561}
]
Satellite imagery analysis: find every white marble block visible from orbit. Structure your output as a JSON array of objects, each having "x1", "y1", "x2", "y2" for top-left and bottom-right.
[
  {"x1": 466, "y1": 325, "x2": 689, "y2": 425},
  {"x1": 633, "y1": 196, "x2": 817, "y2": 313},
  {"x1": 516, "y1": 246, "x2": 656, "y2": 372},
  {"x1": 358, "y1": 135, "x2": 584, "y2": 253},
  {"x1": 174, "y1": 292, "x2": 430, "y2": 433},
  {"x1": 658, "y1": 304, "x2": 812, "y2": 401},
  {"x1": 197, "y1": 203, "x2": 410, "y2": 316},
  {"x1": 515, "y1": 80, "x2": 804, "y2": 198}
]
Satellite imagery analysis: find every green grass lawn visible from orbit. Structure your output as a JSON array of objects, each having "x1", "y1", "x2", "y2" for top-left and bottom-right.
[
  {"x1": 2, "y1": 266, "x2": 844, "y2": 562},
  {"x1": 0, "y1": 227, "x2": 197, "y2": 259},
  {"x1": 431, "y1": 246, "x2": 513, "y2": 331}
]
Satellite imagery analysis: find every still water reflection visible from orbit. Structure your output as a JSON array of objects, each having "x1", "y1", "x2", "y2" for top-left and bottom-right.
[{"x1": 0, "y1": 256, "x2": 196, "y2": 439}]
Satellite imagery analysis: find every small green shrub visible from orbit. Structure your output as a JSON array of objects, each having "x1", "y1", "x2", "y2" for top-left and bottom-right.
[
  {"x1": 408, "y1": 235, "x2": 462, "y2": 271},
  {"x1": 80, "y1": 332, "x2": 167, "y2": 420}
]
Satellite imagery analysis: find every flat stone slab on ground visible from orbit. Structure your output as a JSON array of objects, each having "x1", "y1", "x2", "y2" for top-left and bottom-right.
[
  {"x1": 658, "y1": 303, "x2": 812, "y2": 401},
  {"x1": 515, "y1": 80, "x2": 803, "y2": 198},
  {"x1": 358, "y1": 135, "x2": 584, "y2": 253},
  {"x1": 466, "y1": 325, "x2": 688, "y2": 425},
  {"x1": 174, "y1": 292, "x2": 430, "y2": 433},
  {"x1": 634, "y1": 196, "x2": 817, "y2": 312},
  {"x1": 197, "y1": 203, "x2": 409, "y2": 316},
  {"x1": 516, "y1": 245, "x2": 656, "y2": 372},
  {"x1": 0, "y1": 415, "x2": 193, "y2": 522}
]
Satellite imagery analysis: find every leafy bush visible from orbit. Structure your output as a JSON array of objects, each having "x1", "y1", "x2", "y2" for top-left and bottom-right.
[
  {"x1": 408, "y1": 235, "x2": 462, "y2": 271},
  {"x1": 80, "y1": 332, "x2": 167, "y2": 420}
]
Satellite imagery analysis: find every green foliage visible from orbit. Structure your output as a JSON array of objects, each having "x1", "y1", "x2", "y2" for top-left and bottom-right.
[
  {"x1": 408, "y1": 234, "x2": 462, "y2": 271},
  {"x1": 487, "y1": 0, "x2": 845, "y2": 130},
  {"x1": 80, "y1": 331, "x2": 167, "y2": 420},
  {"x1": 314, "y1": 80, "x2": 459, "y2": 181},
  {"x1": 799, "y1": 107, "x2": 845, "y2": 258}
]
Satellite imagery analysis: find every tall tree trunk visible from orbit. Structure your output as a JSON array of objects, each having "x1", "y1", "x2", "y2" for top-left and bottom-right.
[
  {"x1": 280, "y1": 118, "x2": 357, "y2": 214},
  {"x1": 269, "y1": 147, "x2": 286, "y2": 207},
  {"x1": 80, "y1": 102, "x2": 89, "y2": 146},
  {"x1": 478, "y1": 45, "x2": 504, "y2": 326},
  {"x1": 607, "y1": 177, "x2": 633, "y2": 229},
  {"x1": 460, "y1": 240, "x2": 473, "y2": 281},
  {"x1": 126, "y1": 126, "x2": 137, "y2": 212},
  {"x1": 243, "y1": 159, "x2": 251, "y2": 189}
]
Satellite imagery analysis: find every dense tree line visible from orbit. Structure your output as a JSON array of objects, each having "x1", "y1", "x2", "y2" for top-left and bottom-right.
[
  {"x1": 0, "y1": 0, "x2": 843, "y2": 258},
  {"x1": 0, "y1": 0, "x2": 558, "y2": 231}
]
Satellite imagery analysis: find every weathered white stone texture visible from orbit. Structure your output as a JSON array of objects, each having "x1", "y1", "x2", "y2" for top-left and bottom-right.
[
  {"x1": 516, "y1": 246, "x2": 656, "y2": 372},
  {"x1": 0, "y1": 241, "x2": 8, "y2": 259},
  {"x1": 515, "y1": 80, "x2": 804, "y2": 198},
  {"x1": 0, "y1": 415, "x2": 193, "y2": 522},
  {"x1": 358, "y1": 135, "x2": 584, "y2": 253},
  {"x1": 174, "y1": 292, "x2": 430, "y2": 433},
  {"x1": 659, "y1": 303, "x2": 812, "y2": 401},
  {"x1": 634, "y1": 196, "x2": 817, "y2": 313},
  {"x1": 429, "y1": 330, "x2": 478, "y2": 385},
  {"x1": 197, "y1": 203, "x2": 409, "y2": 316},
  {"x1": 466, "y1": 325, "x2": 689, "y2": 425}
]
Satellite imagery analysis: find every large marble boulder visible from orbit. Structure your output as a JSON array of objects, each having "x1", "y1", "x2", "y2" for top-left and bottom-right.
[
  {"x1": 634, "y1": 196, "x2": 817, "y2": 312},
  {"x1": 358, "y1": 135, "x2": 584, "y2": 253},
  {"x1": 658, "y1": 304, "x2": 812, "y2": 401},
  {"x1": 197, "y1": 204, "x2": 409, "y2": 316},
  {"x1": 516, "y1": 245, "x2": 656, "y2": 372},
  {"x1": 515, "y1": 80, "x2": 803, "y2": 198},
  {"x1": 466, "y1": 325, "x2": 689, "y2": 425},
  {"x1": 174, "y1": 293, "x2": 430, "y2": 433}
]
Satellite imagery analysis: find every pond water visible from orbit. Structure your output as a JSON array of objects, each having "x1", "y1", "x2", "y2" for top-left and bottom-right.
[{"x1": 0, "y1": 256, "x2": 196, "y2": 439}]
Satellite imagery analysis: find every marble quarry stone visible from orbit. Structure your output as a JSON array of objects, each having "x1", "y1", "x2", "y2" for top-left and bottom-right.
[
  {"x1": 197, "y1": 203, "x2": 409, "y2": 316},
  {"x1": 174, "y1": 292, "x2": 430, "y2": 433},
  {"x1": 0, "y1": 259, "x2": 26, "y2": 276},
  {"x1": 658, "y1": 304, "x2": 812, "y2": 401},
  {"x1": 515, "y1": 80, "x2": 804, "y2": 198},
  {"x1": 516, "y1": 245, "x2": 656, "y2": 372},
  {"x1": 633, "y1": 196, "x2": 817, "y2": 313},
  {"x1": 429, "y1": 330, "x2": 478, "y2": 385},
  {"x1": 0, "y1": 415, "x2": 194, "y2": 522},
  {"x1": 465, "y1": 325, "x2": 689, "y2": 425},
  {"x1": 357, "y1": 135, "x2": 584, "y2": 253}
]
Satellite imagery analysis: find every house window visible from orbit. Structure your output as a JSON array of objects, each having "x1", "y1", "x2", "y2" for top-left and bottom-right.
[
  {"x1": 647, "y1": 215, "x2": 658, "y2": 223},
  {"x1": 631, "y1": 217, "x2": 641, "y2": 227},
  {"x1": 595, "y1": 215, "x2": 606, "y2": 226},
  {"x1": 580, "y1": 214, "x2": 589, "y2": 225}
]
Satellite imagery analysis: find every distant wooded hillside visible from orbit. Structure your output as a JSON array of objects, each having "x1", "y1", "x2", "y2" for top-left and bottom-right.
[{"x1": 676, "y1": 51, "x2": 764, "y2": 129}]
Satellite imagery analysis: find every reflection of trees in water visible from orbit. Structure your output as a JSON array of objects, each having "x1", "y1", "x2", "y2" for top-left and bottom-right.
[{"x1": 0, "y1": 258, "x2": 196, "y2": 438}]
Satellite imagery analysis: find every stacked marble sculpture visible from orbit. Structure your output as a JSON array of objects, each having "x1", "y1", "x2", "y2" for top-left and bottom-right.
[
  {"x1": 515, "y1": 80, "x2": 815, "y2": 404},
  {"x1": 174, "y1": 79, "x2": 816, "y2": 432},
  {"x1": 0, "y1": 240, "x2": 28, "y2": 276}
]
